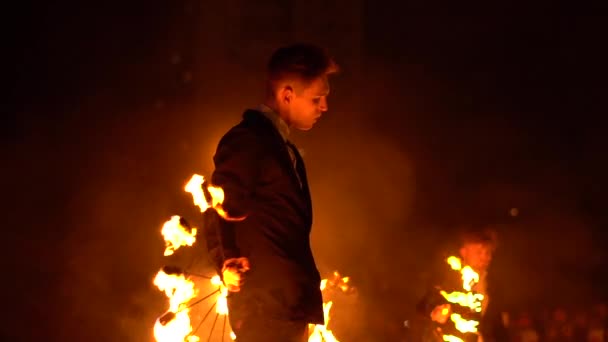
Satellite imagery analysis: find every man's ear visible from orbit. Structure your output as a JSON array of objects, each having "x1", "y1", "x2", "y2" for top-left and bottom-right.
[{"x1": 279, "y1": 85, "x2": 294, "y2": 104}]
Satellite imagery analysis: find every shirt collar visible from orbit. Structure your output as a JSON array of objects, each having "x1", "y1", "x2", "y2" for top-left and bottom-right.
[{"x1": 256, "y1": 104, "x2": 290, "y2": 142}]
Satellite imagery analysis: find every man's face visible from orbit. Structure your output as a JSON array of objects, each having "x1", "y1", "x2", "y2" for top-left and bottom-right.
[
  {"x1": 460, "y1": 242, "x2": 493, "y2": 272},
  {"x1": 286, "y1": 76, "x2": 330, "y2": 131}
]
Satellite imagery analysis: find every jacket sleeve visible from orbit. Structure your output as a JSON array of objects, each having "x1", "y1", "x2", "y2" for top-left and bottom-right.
[
  {"x1": 416, "y1": 285, "x2": 447, "y2": 318},
  {"x1": 203, "y1": 126, "x2": 263, "y2": 274}
]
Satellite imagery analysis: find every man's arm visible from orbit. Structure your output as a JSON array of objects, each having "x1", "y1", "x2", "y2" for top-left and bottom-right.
[
  {"x1": 417, "y1": 285, "x2": 449, "y2": 318},
  {"x1": 204, "y1": 125, "x2": 263, "y2": 276},
  {"x1": 212, "y1": 126, "x2": 262, "y2": 217}
]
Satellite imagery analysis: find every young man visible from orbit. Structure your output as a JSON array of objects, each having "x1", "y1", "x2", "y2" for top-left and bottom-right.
[
  {"x1": 416, "y1": 226, "x2": 509, "y2": 342},
  {"x1": 202, "y1": 44, "x2": 339, "y2": 342}
]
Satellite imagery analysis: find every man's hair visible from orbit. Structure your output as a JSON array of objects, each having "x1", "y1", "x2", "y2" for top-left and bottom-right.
[
  {"x1": 458, "y1": 225, "x2": 498, "y2": 250},
  {"x1": 267, "y1": 44, "x2": 339, "y2": 86}
]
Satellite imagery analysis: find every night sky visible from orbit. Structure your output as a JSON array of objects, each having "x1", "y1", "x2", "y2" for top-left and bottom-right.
[{"x1": 5, "y1": 2, "x2": 607, "y2": 341}]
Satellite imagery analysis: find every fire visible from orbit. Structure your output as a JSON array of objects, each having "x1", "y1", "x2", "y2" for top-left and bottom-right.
[
  {"x1": 308, "y1": 271, "x2": 352, "y2": 342},
  {"x1": 443, "y1": 335, "x2": 464, "y2": 342},
  {"x1": 153, "y1": 270, "x2": 199, "y2": 342},
  {"x1": 161, "y1": 216, "x2": 197, "y2": 256},
  {"x1": 450, "y1": 313, "x2": 479, "y2": 334},
  {"x1": 439, "y1": 289, "x2": 484, "y2": 313},
  {"x1": 439, "y1": 256, "x2": 484, "y2": 341},
  {"x1": 153, "y1": 174, "x2": 239, "y2": 342},
  {"x1": 155, "y1": 174, "x2": 347, "y2": 342},
  {"x1": 210, "y1": 275, "x2": 229, "y2": 315},
  {"x1": 184, "y1": 174, "x2": 218, "y2": 213},
  {"x1": 185, "y1": 174, "x2": 246, "y2": 221}
]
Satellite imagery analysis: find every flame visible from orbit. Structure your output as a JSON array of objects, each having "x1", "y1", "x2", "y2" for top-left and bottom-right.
[
  {"x1": 308, "y1": 301, "x2": 339, "y2": 342},
  {"x1": 161, "y1": 216, "x2": 197, "y2": 256},
  {"x1": 308, "y1": 271, "x2": 352, "y2": 342},
  {"x1": 450, "y1": 313, "x2": 479, "y2": 334},
  {"x1": 447, "y1": 256, "x2": 462, "y2": 270},
  {"x1": 211, "y1": 275, "x2": 229, "y2": 315},
  {"x1": 153, "y1": 270, "x2": 198, "y2": 342},
  {"x1": 153, "y1": 173, "x2": 242, "y2": 342},
  {"x1": 443, "y1": 335, "x2": 464, "y2": 342},
  {"x1": 440, "y1": 290, "x2": 484, "y2": 312},
  {"x1": 185, "y1": 174, "x2": 246, "y2": 221},
  {"x1": 154, "y1": 312, "x2": 200, "y2": 342},
  {"x1": 439, "y1": 256, "x2": 484, "y2": 340},
  {"x1": 461, "y1": 266, "x2": 479, "y2": 292}
]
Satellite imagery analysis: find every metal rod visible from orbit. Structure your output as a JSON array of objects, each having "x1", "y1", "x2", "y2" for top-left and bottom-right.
[
  {"x1": 222, "y1": 314, "x2": 227, "y2": 341},
  {"x1": 186, "y1": 271, "x2": 213, "y2": 279},
  {"x1": 207, "y1": 313, "x2": 220, "y2": 342},
  {"x1": 191, "y1": 301, "x2": 217, "y2": 336},
  {"x1": 187, "y1": 288, "x2": 220, "y2": 309}
]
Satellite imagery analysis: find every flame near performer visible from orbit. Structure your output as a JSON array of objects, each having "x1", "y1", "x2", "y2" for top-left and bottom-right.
[
  {"x1": 438, "y1": 256, "x2": 484, "y2": 342},
  {"x1": 151, "y1": 174, "x2": 352, "y2": 342},
  {"x1": 308, "y1": 271, "x2": 353, "y2": 342},
  {"x1": 152, "y1": 174, "x2": 236, "y2": 342}
]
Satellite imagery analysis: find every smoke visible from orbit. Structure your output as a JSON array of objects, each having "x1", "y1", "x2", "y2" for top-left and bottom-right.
[{"x1": 7, "y1": 3, "x2": 606, "y2": 342}]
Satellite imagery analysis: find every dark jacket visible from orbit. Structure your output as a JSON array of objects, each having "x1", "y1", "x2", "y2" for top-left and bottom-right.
[
  {"x1": 202, "y1": 109, "x2": 324, "y2": 324},
  {"x1": 415, "y1": 260, "x2": 509, "y2": 342}
]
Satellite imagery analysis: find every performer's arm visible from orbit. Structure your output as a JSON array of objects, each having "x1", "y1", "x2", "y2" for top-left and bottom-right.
[
  {"x1": 206, "y1": 127, "x2": 261, "y2": 287},
  {"x1": 417, "y1": 285, "x2": 448, "y2": 317},
  {"x1": 417, "y1": 268, "x2": 452, "y2": 323}
]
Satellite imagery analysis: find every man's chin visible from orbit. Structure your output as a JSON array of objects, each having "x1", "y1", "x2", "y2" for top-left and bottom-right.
[{"x1": 294, "y1": 123, "x2": 314, "y2": 131}]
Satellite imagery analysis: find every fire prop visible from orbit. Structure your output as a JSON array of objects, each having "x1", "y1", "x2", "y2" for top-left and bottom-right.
[
  {"x1": 152, "y1": 174, "x2": 236, "y2": 342},
  {"x1": 152, "y1": 173, "x2": 351, "y2": 342},
  {"x1": 437, "y1": 256, "x2": 484, "y2": 342}
]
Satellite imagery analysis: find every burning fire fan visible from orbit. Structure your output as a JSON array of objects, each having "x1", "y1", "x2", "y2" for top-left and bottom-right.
[
  {"x1": 152, "y1": 175, "x2": 238, "y2": 342},
  {"x1": 151, "y1": 174, "x2": 352, "y2": 342}
]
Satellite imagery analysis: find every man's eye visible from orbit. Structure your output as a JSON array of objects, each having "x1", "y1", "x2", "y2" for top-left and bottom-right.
[{"x1": 312, "y1": 98, "x2": 321, "y2": 103}]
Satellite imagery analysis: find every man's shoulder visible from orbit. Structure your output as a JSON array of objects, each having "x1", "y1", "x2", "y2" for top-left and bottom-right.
[
  {"x1": 216, "y1": 110, "x2": 275, "y2": 148},
  {"x1": 227, "y1": 109, "x2": 272, "y2": 133}
]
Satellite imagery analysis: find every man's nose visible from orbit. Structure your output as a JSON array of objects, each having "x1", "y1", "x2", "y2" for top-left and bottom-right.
[{"x1": 319, "y1": 97, "x2": 328, "y2": 111}]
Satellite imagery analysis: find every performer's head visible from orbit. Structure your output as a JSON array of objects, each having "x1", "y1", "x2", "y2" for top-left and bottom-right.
[
  {"x1": 265, "y1": 44, "x2": 339, "y2": 131},
  {"x1": 458, "y1": 226, "x2": 497, "y2": 273}
]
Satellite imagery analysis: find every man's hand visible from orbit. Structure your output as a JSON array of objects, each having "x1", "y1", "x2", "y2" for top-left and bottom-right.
[
  {"x1": 221, "y1": 257, "x2": 250, "y2": 292},
  {"x1": 431, "y1": 304, "x2": 451, "y2": 324}
]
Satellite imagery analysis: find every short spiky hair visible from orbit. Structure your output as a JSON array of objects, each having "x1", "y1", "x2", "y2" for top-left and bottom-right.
[{"x1": 267, "y1": 44, "x2": 339, "y2": 85}]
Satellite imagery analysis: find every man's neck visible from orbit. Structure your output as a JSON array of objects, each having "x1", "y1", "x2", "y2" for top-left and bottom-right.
[
  {"x1": 263, "y1": 99, "x2": 291, "y2": 126},
  {"x1": 257, "y1": 102, "x2": 291, "y2": 142}
]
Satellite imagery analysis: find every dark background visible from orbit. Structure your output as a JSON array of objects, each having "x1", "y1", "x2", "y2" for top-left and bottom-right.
[{"x1": 5, "y1": 1, "x2": 607, "y2": 341}]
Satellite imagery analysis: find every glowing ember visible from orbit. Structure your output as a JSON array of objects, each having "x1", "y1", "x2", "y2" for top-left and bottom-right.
[{"x1": 161, "y1": 216, "x2": 197, "y2": 256}]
